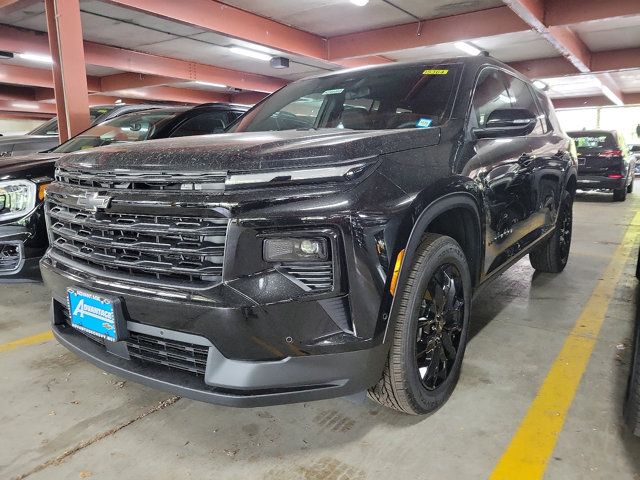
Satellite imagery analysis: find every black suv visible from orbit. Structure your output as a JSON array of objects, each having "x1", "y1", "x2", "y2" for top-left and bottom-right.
[
  {"x1": 567, "y1": 130, "x2": 635, "y2": 201},
  {"x1": 0, "y1": 103, "x2": 247, "y2": 281},
  {"x1": 41, "y1": 57, "x2": 577, "y2": 415},
  {"x1": 0, "y1": 104, "x2": 160, "y2": 157}
]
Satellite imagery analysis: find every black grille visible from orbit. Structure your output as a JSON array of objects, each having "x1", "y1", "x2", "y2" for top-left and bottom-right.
[
  {"x1": 0, "y1": 243, "x2": 21, "y2": 273},
  {"x1": 56, "y1": 168, "x2": 226, "y2": 192},
  {"x1": 47, "y1": 199, "x2": 228, "y2": 286},
  {"x1": 280, "y1": 262, "x2": 333, "y2": 292},
  {"x1": 60, "y1": 307, "x2": 209, "y2": 376},
  {"x1": 126, "y1": 331, "x2": 209, "y2": 376}
]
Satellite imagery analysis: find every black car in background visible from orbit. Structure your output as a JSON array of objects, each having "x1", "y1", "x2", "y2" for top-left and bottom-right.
[
  {"x1": 0, "y1": 102, "x2": 247, "y2": 281},
  {"x1": 42, "y1": 56, "x2": 577, "y2": 414},
  {"x1": 0, "y1": 104, "x2": 160, "y2": 157},
  {"x1": 568, "y1": 130, "x2": 635, "y2": 201}
]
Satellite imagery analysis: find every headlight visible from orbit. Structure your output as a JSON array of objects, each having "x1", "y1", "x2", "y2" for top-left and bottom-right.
[
  {"x1": 263, "y1": 237, "x2": 328, "y2": 262},
  {"x1": 0, "y1": 180, "x2": 37, "y2": 221}
]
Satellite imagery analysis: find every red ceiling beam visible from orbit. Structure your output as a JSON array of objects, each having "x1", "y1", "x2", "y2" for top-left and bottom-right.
[
  {"x1": 0, "y1": 25, "x2": 286, "y2": 94},
  {"x1": 546, "y1": 0, "x2": 640, "y2": 27},
  {"x1": 591, "y1": 47, "x2": 640, "y2": 73},
  {"x1": 104, "y1": 85, "x2": 231, "y2": 104},
  {"x1": 504, "y1": 0, "x2": 626, "y2": 104},
  {"x1": 509, "y1": 57, "x2": 579, "y2": 78},
  {"x1": 327, "y1": 6, "x2": 529, "y2": 60},
  {"x1": 100, "y1": 73, "x2": 181, "y2": 93},
  {"x1": 0, "y1": 64, "x2": 101, "y2": 91},
  {"x1": 0, "y1": 99, "x2": 57, "y2": 114}
]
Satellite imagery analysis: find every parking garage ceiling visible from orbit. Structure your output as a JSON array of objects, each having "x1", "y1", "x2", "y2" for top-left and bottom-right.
[{"x1": 0, "y1": 0, "x2": 639, "y2": 116}]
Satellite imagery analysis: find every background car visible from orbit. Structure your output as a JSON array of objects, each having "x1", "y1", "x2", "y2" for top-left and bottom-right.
[
  {"x1": 0, "y1": 104, "x2": 161, "y2": 157},
  {"x1": 568, "y1": 129, "x2": 635, "y2": 201},
  {"x1": 0, "y1": 102, "x2": 248, "y2": 281}
]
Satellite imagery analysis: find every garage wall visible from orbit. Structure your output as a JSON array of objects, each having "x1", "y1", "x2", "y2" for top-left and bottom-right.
[
  {"x1": 557, "y1": 105, "x2": 640, "y2": 143},
  {"x1": 0, "y1": 118, "x2": 47, "y2": 135}
]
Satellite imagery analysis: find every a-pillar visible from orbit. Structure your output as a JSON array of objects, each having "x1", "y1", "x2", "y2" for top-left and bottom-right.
[{"x1": 44, "y1": 0, "x2": 90, "y2": 142}]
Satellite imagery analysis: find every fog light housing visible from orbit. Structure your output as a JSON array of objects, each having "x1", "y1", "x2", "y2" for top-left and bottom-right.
[{"x1": 263, "y1": 237, "x2": 328, "y2": 262}]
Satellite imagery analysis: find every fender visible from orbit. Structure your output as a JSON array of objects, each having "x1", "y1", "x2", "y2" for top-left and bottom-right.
[{"x1": 381, "y1": 191, "x2": 483, "y2": 344}]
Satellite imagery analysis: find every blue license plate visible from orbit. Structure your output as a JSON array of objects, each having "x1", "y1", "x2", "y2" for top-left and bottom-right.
[{"x1": 68, "y1": 289, "x2": 119, "y2": 342}]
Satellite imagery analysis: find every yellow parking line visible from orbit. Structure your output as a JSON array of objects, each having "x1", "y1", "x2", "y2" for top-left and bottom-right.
[
  {"x1": 490, "y1": 211, "x2": 640, "y2": 480},
  {"x1": 0, "y1": 331, "x2": 54, "y2": 353}
]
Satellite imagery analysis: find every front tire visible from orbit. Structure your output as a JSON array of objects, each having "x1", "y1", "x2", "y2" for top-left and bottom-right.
[
  {"x1": 368, "y1": 234, "x2": 471, "y2": 415},
  {"x1": 529, "y1": 192, "x2": 573, "y2": 273}
]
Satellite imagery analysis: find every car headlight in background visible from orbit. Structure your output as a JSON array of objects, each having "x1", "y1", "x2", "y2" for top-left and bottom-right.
[
  {"x1": 0, "y1": 180, "x2": 37, "y2": 221},
  {"x1": 263, "y1": 237, "x2": 328, "y2": 262}
]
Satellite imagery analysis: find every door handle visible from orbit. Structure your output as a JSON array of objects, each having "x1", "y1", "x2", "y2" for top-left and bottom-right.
[{"x1": 518, "y1": 154, "x2": 533, "y2": 166}]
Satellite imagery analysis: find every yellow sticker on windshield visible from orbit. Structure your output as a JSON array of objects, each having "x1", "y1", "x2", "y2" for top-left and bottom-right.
[{"x1": 423, "y1": 69, "x2": 449, "y2": 75}]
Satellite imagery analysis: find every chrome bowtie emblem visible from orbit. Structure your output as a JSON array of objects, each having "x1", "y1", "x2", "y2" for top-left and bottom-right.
[{"x1": 77, "y1": 192, "x2": 112, "y2": 212}]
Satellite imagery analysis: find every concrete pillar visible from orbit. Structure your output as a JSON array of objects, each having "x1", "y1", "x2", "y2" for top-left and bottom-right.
[{"x1": 44, "y1": 0, "x2": 90, "y2": 142}]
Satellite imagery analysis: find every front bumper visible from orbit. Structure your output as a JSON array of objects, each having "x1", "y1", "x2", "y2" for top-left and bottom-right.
[
  {"x1": 50, "y1": 299, "x2": 387, "y2": 407},
  {"x1": 577, "y1": 175, "x2": 626, "y2": 191},
  {"x1": 0, "y1": 220, "x2": 46, "y2": 282}
]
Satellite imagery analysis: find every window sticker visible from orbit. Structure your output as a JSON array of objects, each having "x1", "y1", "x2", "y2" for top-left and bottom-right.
[
  {"x1": 416, "y1": 118, "x2": 433, "y2": 128},
  {"x1": 322, "y1": 88, "x2": 345, "y2": 95},
  {"x1": 423, "y1": 69, "x2": 449, "y2": 75}
]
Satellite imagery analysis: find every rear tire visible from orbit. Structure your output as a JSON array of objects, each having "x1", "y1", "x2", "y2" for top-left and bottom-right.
[
  {"x1": 529, "y1": 192, "x2": 573, "y2": 273},
  {"x1": 627, "y1": 179, "x2": 634, "y2": 194},
  {"x1": 368, "y1": 234, "x2": 471, "y2": 415},
  {"x1": 614, "y1": 187, "x2": 627, "y2": 201}
]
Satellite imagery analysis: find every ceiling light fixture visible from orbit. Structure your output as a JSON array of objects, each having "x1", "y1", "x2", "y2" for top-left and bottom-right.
[
  {"x1": 18, "y1": 52, "x2": 53, "y2": 63},
  {"x1": 454, "y1": 41, "x2": 481, "y2": 56},
  {"x1": 12, "y1": 102, "x2": 39, "y2": 109},
  {"x1": 229, "y1": 46, "x2": 272, "y2": 61},
  {"x1": 350, "y1": 0, "x2": 369, "y2": 5},
  {"x1": 195, "y1": 81, "x2": 227, "y2": 88}
]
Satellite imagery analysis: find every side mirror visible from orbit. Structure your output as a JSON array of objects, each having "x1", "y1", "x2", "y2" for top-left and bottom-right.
[{"x1": 473, "y1": 108, "x2": 538, "y2": 139}]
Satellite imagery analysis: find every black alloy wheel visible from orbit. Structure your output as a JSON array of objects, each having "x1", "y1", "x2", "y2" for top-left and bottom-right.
[{"x1": 415, "y1": 264, "x2": 465, "y2": 390}]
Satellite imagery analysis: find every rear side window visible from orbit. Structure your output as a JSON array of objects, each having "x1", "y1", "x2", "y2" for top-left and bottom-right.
[
  {"x1": 504, "y1": 75, "x2": 546, "y2": 135},
  {"x1": 569, "y1": 132, "x2": 617, "y2": 150},
  {"x1": 471, "y1": 69, "x2": 511, "y2": 128}
]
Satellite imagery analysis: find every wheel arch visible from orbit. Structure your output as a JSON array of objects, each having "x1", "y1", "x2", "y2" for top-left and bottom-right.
[{"x1": 382, "y1": 192, "x2": 483, "y2": 343}]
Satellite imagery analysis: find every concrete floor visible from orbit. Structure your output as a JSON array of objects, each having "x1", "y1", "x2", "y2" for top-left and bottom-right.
[{"x1": 2, "y1": 184, "x2": 640, "y2": 480}]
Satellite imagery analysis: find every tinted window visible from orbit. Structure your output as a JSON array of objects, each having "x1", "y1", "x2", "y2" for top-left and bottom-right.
[
  {"x1": 232, "y1": 64, "x2": 460, "y2": 132},
  {"x1": 471, "y1": 68, "x2": 511, "y2": 128},
  {"x1": 53, "y1": 110, "x2": 179, "y2": 154},
  {"x1": 170, "y1": 111, "x2": 230, "y2": 137},
  {"x1": 568, "y1": 131, "x2": 617, "y2": 150},
  {"x1": 504, "y1": 75, "x2": 545, "y2": 134},
  {"x1": 28, "y1": 106, "x2": 117, "y2": 136}
]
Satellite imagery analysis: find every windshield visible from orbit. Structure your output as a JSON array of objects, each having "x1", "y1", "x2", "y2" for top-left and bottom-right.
[
  {"x1": 232, "y1": 64, "x2": 460, "y2": 133},
  {"x1": 52, "y1": 110, "x2": 178, "y2": 154},
  {"x1": 28, "y1": 106, "x2": 118, "y2": 136}
]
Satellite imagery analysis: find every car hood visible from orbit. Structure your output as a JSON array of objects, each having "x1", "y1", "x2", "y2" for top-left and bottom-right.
[
  {"x1": 0, "y1": 152, "x2": 62, "y2": 174},
  {"x1": 56, "y1": 128, "x2": 441, "y2": 173}
]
